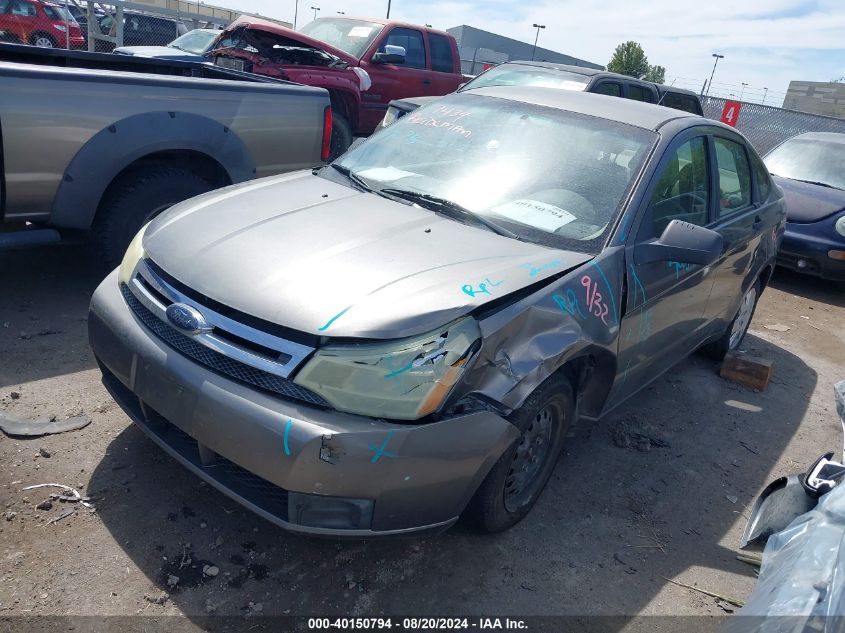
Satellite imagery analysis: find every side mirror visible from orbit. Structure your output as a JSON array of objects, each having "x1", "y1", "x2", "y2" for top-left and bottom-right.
[
  {"x1": 633, "y1": 220, "x2": 723, "y2": 266},
  {"x1": 372, "y1": 44, "x2": 406, "y2": 64}
]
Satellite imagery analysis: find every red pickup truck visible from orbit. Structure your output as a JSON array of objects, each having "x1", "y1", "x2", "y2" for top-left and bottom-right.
[{"x1": 209, "y1": 16, "x2": 466, "y2": 156}]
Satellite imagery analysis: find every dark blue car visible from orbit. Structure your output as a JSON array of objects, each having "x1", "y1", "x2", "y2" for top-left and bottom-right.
[{"x1": 764, "y1": 132, "x2": 845, "y2": 281}]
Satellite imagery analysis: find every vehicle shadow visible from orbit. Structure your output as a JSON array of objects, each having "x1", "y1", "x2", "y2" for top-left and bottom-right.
[
  {"x1": 0, "y1": 243, "x2": 104, "y2": 389},
  {"x1": 87, "y1": 333, "x2": 815, "y2": 619},
  {"x1": 769, "y1": 267, "x2": 845, "y2": 308}
]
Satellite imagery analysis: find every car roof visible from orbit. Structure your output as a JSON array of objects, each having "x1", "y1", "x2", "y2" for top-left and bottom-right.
[
  {"x1": 303, "y1": 15, "x2": 453, "y2": 37},
  {"x1": 462, "y1": 85, "x2": 701, "y2": 131},
  {"x1": 506, "y1": 60, "x2": 605, "y2": 77},
  {"x1": 790, "y1": 131, "x2": 845, "y2": 144}
]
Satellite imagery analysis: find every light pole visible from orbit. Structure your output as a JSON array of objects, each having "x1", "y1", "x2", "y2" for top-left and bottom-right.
[
  {"x1": 337, "y1": 10, "x2": 345, "y2": 14},
  {"x1": 386, "y1": 0, "x2": 391, "y2": 18},
  {"x1": 311, "y1": 5, "x2": 320, "y2": 19},
  {"x1": 762, "y1": 87, "x2": 769, "y2": 105},
  {"x1": 705, "y1": 53, "x2": 724, "y2": 97},
  {"x1": 739, "y1": 82, "x2": 749, "y2": 101},
  {"x1": 531, "y1": 23, "x2": 545, "y2": 61},
  {"x1": 293, "y1": 0, "x2": 298, "y2": 28}
]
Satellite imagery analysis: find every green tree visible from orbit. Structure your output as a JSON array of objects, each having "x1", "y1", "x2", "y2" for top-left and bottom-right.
[{"x1": 607, "y1": 41, "x2": 666, "y2": 83}]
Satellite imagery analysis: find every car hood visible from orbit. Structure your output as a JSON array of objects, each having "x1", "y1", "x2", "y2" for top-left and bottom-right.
[
  {"x1": 143, "y1": 172, "x2": 592, "y2": 339},
  {"x1": 113, "y1": 46, "x2": 199, "y2": 59},
  {"x1": 773, "y1": 175, "x2": 845, "y2": 224}
]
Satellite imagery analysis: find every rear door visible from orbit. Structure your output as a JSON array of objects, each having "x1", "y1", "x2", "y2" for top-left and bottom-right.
[
  {"x1": 6, "y1": 0, "x2": 36, "y2": 42},
  {"x1": 606, "y1": 129, "x2": 717, "y2": 408},
  {"x1": 625, "y1": 82, "x2": 658, "y2": 104},
  {"x1": 702, "y1": 133, "x2": 771, "y2": 327},
  {"x1": 426, "y1": 31, "x2": 459, "y2": 95},
  {"x1": 0, "y1": 0, "x2": 15, "y2": 41}
]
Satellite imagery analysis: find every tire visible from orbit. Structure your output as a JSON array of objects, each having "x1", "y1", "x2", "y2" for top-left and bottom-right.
[
  {"x1": 30, "y1": 32, "x2": 56, "y2": 48},
  {"x1": 701, "y1": 278, "x2": 761, "y2": 361},
  {"x1": 329, "y1": 112, "x2": 353, "y2": 160},
  {"x1": 466, "y1": 374, "x2": 574, "y2": 533},
  {"x1": 91, "y1": 166, "x2": 213, "y2": 270}
]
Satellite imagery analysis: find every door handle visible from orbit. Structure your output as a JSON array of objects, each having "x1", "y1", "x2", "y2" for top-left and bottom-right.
[{"x1": 422, "y1": 78, "x2": 432, "y2": 85}]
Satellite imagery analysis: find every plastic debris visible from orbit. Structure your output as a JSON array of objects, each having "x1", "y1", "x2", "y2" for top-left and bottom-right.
[
  {"x1": 0, "y1": 411, "x2": 90, "y2": 437},
  {"x1": 22, "y1": 483, "x2": 94, "y2": 509}
]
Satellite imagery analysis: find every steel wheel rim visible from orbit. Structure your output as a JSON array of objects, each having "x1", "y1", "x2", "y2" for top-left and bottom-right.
[
  {"x1": 729, "y1": 286, "x2": 757, "y2": 349},
  {"x1": 504, "y1": 403, "x2": 558, "y2": 513},
  {"x1": 34, "y1": 36, "x2": 54, "y2": 47}
]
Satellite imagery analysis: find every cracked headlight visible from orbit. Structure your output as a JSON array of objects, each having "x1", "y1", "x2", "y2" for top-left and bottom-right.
[
  {"x1": 294, "y1": 317, "x2": 481, "y2": 420},
  {"x1": 118, "y1": 222, "x2": 149, "y2": 285},
  {"x1": 836, "y1": 214, "x2": 845, "y2": 238}
]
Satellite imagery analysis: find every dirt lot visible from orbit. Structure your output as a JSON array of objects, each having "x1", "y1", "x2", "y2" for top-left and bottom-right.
[{"x1": 1, "y1": 243, "x2": 844, "y2": 628}]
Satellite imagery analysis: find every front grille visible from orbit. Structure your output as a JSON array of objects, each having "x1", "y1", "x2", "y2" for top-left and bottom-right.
[{"x1": 120, "y1": 284, "x2": 329, "y2": 407}]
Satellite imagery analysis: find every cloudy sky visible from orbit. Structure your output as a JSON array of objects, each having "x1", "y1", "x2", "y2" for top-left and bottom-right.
[{"x1": 222, "y1": 0, "x2": 845, "y2": 106}]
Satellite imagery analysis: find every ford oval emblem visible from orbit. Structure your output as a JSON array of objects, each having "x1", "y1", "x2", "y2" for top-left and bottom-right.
[{"x1": 165, "y1": 303, "x2": 210, "y2": 335}]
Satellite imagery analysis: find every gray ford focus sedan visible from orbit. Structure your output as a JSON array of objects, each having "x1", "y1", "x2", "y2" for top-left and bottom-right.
[{"x1": 89, "y1": 87, "x2": 785, "y2": 536}]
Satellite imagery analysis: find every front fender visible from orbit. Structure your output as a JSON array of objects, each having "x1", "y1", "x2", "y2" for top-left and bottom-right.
[{"x1": 50, "y1": 111, "x2": 256, "y2": 229}]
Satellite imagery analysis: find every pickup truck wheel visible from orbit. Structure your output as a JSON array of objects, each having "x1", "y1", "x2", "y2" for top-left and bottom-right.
[
  {"x1": 30, "y1": 33, "x2": 57, "y2": 48},
  {"x1": 92, "y1": 166, "x2": 212, "y2": 270},
  {"x1": 701, "y1": 278, "x2": 761, "y2": 361},
  {"x1": 466, "y1": 375, "x2": 573, "y2": 533},
  {"x1": 330, "y1": 113, "x2": 353, "y2": 160}
]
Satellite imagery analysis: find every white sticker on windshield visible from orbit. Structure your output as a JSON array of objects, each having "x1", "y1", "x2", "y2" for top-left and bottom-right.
[
  {"x1": 348, "y1": 26, "x2": 374, "y2": 37},
  {"x1": 357, "y1": 166, "x2": 418, "y2": 182},
  {"x1": 493, "y1": 199, "x2": 577, "y2": 231}
]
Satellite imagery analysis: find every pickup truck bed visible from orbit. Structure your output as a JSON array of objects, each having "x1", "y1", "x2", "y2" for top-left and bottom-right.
[{"x1": 0, "y1": 43, "x2": 330, "y2": 267}]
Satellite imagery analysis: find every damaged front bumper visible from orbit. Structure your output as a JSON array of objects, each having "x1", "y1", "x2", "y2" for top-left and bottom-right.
[{"x1": 88, "y1": 270, "x2": 520, "y2": 536}]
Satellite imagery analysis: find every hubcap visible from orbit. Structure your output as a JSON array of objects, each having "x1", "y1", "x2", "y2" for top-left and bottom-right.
[
  {"x1": 729, "y1": 286, "x2": 757, "y2": 349},
  {"x1": 35, "y1": 37, "x2": 53, "y2": 48},
  {"x1": 504, "y1": 404, "x2": 557, "y2": 513}
]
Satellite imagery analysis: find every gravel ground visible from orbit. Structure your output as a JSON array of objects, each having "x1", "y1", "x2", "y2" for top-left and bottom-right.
[{"x1": 1, "y1": 243, "x2": 843, "y2": 628}]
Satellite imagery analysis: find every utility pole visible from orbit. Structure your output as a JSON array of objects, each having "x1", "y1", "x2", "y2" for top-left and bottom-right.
[
  {"x1": 706, "y1": 53, "x2": 724, "y2": 97},
  {"x1": 531, "y1": 24, "x2": 545, "y2": 61},
  {"x1": 740, "y1": 82, "x2": 749, "y2": 101}
]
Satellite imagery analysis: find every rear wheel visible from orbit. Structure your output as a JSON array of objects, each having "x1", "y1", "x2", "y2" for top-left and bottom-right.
[
  {"x1": 91, "y1": 166, "x2": 213, "y2": 270},
  {"x1": 701, "y1": 279, "x2": 761, "y2": 360},
  {"x1": 466, "y1": 375, "x2": 573, "y2": 533},
  {"x1": 329, "y1": 112, "x2": 353, "y2": 160},
  {"x1": 30, "y1": 32, "x2": 56, "y2": 48}
]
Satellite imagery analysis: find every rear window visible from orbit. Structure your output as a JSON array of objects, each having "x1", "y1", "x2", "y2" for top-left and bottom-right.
[
  {"x1": 660, "y1": 91, "x2": 702, "y2": 114},
  {"x1": 428, "y1": 32, "x2": 454, "y2": 73},
  {"x1": 627, "y1": 84, "x2": 656, "y2": 103}
]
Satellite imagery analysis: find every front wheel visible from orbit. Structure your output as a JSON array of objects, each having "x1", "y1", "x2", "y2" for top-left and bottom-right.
[
  {"x1": 466, "y1": 375, "x2": 573, "y2": 533},
  {"x1": 701, "y1": 279, "x2": 761, "y2": 360},
  {"x1": 30, "y1": 33, "x2": 56, "y2": 48}
]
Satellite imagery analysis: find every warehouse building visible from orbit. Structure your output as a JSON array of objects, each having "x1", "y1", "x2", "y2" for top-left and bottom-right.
[
  {"x1": 782, "y1": 80, "x2": 845, "y2": 119},
  {"x1": 446, "y1": 25, "x2": 603, "y2": 76}
]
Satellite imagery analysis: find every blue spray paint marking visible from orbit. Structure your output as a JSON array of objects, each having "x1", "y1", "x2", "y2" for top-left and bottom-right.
[
  {"x1": 628, "y1": 265, "x2": 648, "y2": 307},
  {"x1": 521, "y1": 259, "x2": 561, "y2": 277},
  {"x1": 384, "y1": 360, "x2": 414, "y2": 379},
  {"x1": 318, "y1": 305, "x2": 352, "y2": 332},
  {"x1": 368, "y1": 431, "x2": 398, "y2": 463},
  {"x1": 590, "y1": 261, "x2": 618, "y2": 326},
  {"x1": 552, "y1": 288, "x2": 586, "y2": 319},
  {"x1": 617, "y1": 212, "x2": 635, "y2": 243},
  {"x1": 283, "y1": 418, "x2": 292, "y2": 456},
  {"x1": 462, "y1": 277, "x2": 503, "y2": 297},
  {"x1": 667, "y1": 260, "x2": 692, "y2": 279}
]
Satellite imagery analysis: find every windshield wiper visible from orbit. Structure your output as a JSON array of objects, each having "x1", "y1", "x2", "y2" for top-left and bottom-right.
[
  {"x1": 330, "y1": 163, "x2": 374, "y2": 192},
  {"x1": 791, "y1": 178, "x2": 842, "y2": 190},
  {"x1": 379, "y1": 189, "x2": 519, "y2": 240}
]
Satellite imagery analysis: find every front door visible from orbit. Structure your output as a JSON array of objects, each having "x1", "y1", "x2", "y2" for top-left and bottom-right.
[
  {"x1": 606, "y1": 131, "x2": 717, "y2": 409},
  {"x1": 360, "y1": 26, "x2": 433, "y2": 131}
]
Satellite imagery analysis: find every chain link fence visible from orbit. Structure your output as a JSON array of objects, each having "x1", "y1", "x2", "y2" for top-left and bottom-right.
[{"x1": 702, "y1": 96, "x2": 845, "y2": 155}]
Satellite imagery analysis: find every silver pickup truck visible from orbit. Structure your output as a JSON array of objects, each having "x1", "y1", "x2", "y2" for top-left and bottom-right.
[{"x1": 0, "y1": 44, "x2": 331, "y2": 266}]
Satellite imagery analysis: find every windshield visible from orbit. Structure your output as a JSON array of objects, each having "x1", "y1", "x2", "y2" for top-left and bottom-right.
[
  {"x1": 44, "y1": 5, "x2": 76, "y2": 22},
  {"x1": 461, "y1": 65, "x2": 591, "y2": 93},
  {"x1": 298, "y1": 18, "x2": 383, "y2": 58},
  {"x1": 169, "y1": 29, "x2": 217, "y2": 54},
  {"x1": 333, "y1": 94, "x2": 655, "y2": 253},
  {"x1": 765, "y1": 137, "x2": 845, "y2": 190}
]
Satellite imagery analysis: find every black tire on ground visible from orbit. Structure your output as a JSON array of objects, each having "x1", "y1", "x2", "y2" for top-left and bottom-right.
[
  {"x1": 30, "y1": 32, "x2": 57, "y2": 48},
  {"x1": 329, "y1": 112, "x2": 353, "y2": 160},
  {"x1": 700, "y1": 278, "x2": 762, "y2": 361},
  {"x1": 91, "y1": 165, "x2": 213, "y2": 270},
  {"x1": 466, "y1": 374, "x2": 574, "y2": 533}
]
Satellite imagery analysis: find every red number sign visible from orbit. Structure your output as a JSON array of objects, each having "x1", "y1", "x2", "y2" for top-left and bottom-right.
[{"x1": 720, "y1": 100, "x2": 742, "y2": 127}]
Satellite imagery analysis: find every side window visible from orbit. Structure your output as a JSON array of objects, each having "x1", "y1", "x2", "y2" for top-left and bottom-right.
[
  {"x1": 428, "y1": 33, "x2": 454, "y2": 73},
  {"x1": 593, "y1": 82, "x2": 621, "y2": 97},
  {"x1": 382, "y1": 27, "x2": 425, "y2": 69},
  {"x1": 642, "y1": 136, "x2": 710, "y2": 238},
  {"x1": 714, "y1": 137, "x2": 752, "y2": 215},
  {"x1": 0, "y1": 0, "x2": 10, "y2": 13},
  {"x1": 753, "y1": 156, "x2": 772, "y2": 201},
  {"x1": 628, "y1": 84, "x2": 656, "y2": 103},
  {"x1": 661, "y1": 92, "x2": 700, "y2": 114}
]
